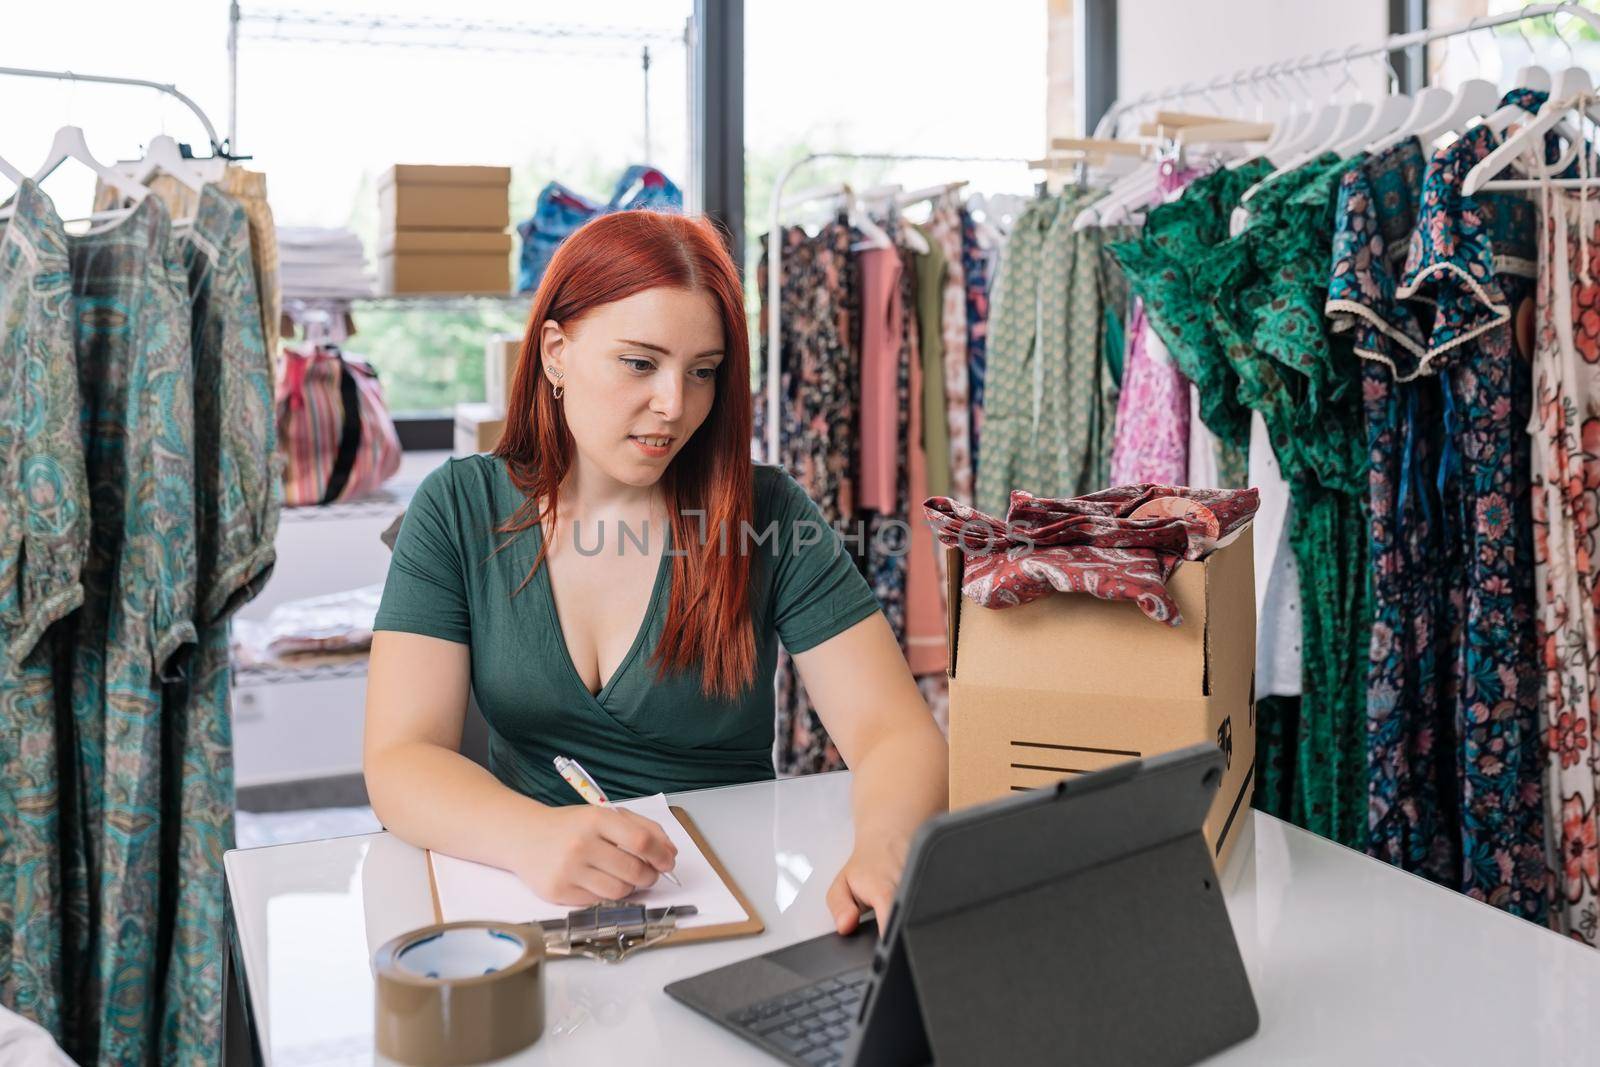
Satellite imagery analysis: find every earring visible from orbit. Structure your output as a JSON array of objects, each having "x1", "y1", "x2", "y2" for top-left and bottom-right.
[{"x1": 550, "y1": 368, "x2": 564, "y2": 400}]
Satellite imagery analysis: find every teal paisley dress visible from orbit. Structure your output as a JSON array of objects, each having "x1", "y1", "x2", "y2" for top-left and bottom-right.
[
  {"x1": 62, "y1": 193, "x2": 198, "y2": 1064},
  {"x1": 158, "y1": 185, "x2": 279, "y2": 1061},
  {"x1": 0, "y1": 180, "x2": 91, "y2": 1045}
]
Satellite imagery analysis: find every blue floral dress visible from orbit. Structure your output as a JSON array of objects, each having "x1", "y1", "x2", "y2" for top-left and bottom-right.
[
  {"x1": 1327, "y1": 137, "x2": 1464, "y2": 884},
  {"x1": 1395, "y1": 114, "x2": 1551, "y2": 923}
]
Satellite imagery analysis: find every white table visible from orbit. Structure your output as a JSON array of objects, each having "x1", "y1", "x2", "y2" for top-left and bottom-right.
[{"x1": 224, "y1": 771, "x2": 1600, "y2": 1066}]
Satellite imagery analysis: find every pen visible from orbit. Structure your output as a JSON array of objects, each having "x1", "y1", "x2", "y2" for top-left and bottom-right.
[{"x1": 553, "y1": 755, "x2": 682, "y2": 886}]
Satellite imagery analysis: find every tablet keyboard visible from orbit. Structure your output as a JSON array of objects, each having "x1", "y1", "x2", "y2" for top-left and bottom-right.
[{"x1": 726, "y1": 967, "x2": 872, "y2": 1065}]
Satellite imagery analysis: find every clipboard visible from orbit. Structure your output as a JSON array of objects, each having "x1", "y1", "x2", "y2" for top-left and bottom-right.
[{"x1": 425, "y1": 805, "x2": 764, "y2": 953}]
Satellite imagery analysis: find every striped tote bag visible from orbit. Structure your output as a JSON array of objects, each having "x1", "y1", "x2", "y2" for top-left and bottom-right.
[{"x1": 277, "y1": 344, "x2": 402, "y2": 506}]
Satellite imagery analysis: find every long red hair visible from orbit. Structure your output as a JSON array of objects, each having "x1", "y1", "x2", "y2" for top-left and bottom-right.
[{"x1": 493, "y1": 210, "x2": 756, "y2": 700}]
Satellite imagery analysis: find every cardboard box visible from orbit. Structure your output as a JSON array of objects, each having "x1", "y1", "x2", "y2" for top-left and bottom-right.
[
  {"x1": 378, "y1": 232, "x2": 513, "y2": 295},
  {"x1": 378, "y1": 164, "x2": 511, "y2": 232},
  {"x1": 945, "y1": 529, "x2": 1257, "y2": 869},
  {"x1": 485, "y1": 334, "x2": 522, "y2": 414},
  {"x1": 454, "y1": 402, "x2": 506, "y2": 456}
]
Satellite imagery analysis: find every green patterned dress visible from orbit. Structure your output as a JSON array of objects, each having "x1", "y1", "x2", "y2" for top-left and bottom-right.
[
  {"x1": 976, "y1": 188, "x2": 1110, "y2": 514},
  {"x1": 1108, "y1": 164, "x2": 1269, "y2": 488},
  {"x1": 1205, "y1": 156, "x2": 1372, "y2": 846},
  {"x1": 1113, "y1": 157, "x2": 1373, "y2": 845}
]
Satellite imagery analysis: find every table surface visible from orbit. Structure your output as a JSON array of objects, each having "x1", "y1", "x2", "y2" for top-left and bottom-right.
[{"x1": 225, "y1": 771, "x2": 1600, "y2": 1067}]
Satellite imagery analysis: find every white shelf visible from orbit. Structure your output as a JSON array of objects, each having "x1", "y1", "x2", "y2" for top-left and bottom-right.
[
  {"x1": 233, "y1": 654, "x2": 369, "y2": 688},
  {"x1": 353, "y1": 293, "x2": 532, "y2": 310},
  {"x1": 278, "y1": 489, "x2": 411, "y2": 524}
]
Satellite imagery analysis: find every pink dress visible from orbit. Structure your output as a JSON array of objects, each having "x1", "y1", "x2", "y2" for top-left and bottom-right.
[
  {"x1": 1108, "y1": 162, "x2": 1204, "y2": 486},
  {"x1": 856, "y1": 248, "x2": 903, "y2": 513}
]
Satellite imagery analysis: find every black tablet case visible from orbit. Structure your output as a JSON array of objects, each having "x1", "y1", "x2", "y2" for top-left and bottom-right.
[{"x1": 847, "y1": 744, "x2": 1258, "y2": 1066}]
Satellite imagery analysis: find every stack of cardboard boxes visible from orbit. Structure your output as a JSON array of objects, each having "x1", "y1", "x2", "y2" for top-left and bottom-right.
[
  {"x1": 377, "y1": 165, "x2": 513, "y2": 295},
  {"x1": 455, "y1": 334, "x2": 522, "y2": 456}
]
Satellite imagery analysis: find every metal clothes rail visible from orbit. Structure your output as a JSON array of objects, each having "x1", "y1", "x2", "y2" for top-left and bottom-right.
[
  {"x1": 763, "y1": 152, "x2": 1033, "y2": 465},
  {"x1": 227, "y1": 4, "x2": 687, "y2": 159},
  {"x1": 0, "y1": 65, "x2": 226, "y2": 155},
  {"x1": 1093, "y1": 1, "x2": 1600, "y2": 138}
]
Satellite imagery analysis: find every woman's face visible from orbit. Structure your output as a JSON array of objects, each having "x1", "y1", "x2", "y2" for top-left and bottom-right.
[{"x1": 540, "y1": 286, "x2": 726, "y2": 489}]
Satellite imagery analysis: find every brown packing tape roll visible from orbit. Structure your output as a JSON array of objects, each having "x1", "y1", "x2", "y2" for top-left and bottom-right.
[{"x1": 373, "y1": 921, "x2": 546, "y2": 1066}]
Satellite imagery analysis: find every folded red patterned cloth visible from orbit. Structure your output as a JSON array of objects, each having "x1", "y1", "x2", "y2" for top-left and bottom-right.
[{"x1": 922, "y1": 484, "x2": 1260, "y2": 625}]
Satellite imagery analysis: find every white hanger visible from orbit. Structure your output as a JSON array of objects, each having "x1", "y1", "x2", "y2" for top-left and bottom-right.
[
  {"x1": 1076, "y1": 92, "x2": 1222, "y2": 230},
  {"x1": 896, "y1": 180, "x2": 968, "y2": 209},
  {"x1": 1259, "y1": 62, "x2": 1322, "y2": 165},
  {"x1": 1512, "y1": 63, "x2": 1551, "y2": 94},
  {"x1": 1463, "y1": 90, "x2": 1600, "y2": 195},
  {"x1": 1242, "y1": 101, "x2": 1370, "y2": 204},
  {"x1": 854, "y1": 183, "x2": 931, "y2": 254},
  {"x1": 30, "y1": 126, "x2": 150, "y2": 202},
  {"x1": 1271, "y1": 102, "x2": 1344, "y2": 163},
  {"x1": 0, "y1": 125, "x2": 150, "y2": 225},
  {"x1": 1416, "y1": 78, "x2": 1500, "y2": 143},
  {"x1": 846, "y1": 192, "x2": 895, "y2": 253},
  {"x1": 1509, "y1": 16, "x2": 1551, "y2": 93},
  {"x1": 0, "y1": 153, "x2": 23, "y2": 187},
  {"x1": 1336, "y1": 93, "x2": 1410, "y2": 159},
  {"x1": 1369, "y1": 85, "x2": 1453, "y2": 154},
  {"x1": 1239, "y1": 100, "x2": 1309, "y2": 170},
  {"x1": 1239, "y1": 49, "x2": 1375, "y2": 207},
  {"x1": 1550, "y1": 65, "x2": 1594, "y2": 104},
  {"x1": 1223, "y1": 67, "x2": 1289, "y2": 170},
  {"x1": 124, "y1": 133, "x2": 209, "y2": 193},
  {"x1": 1074, "y1": 155, "x2": 1159, "y2": 230},
  {"x1": 1334, "y1": 52, "x2": 1410, "y2": 159}
]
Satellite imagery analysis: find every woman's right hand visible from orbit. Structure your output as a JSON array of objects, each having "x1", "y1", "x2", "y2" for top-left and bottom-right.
[{"x1": 511, "y1": 805, "x2": 679, "y2": 905}]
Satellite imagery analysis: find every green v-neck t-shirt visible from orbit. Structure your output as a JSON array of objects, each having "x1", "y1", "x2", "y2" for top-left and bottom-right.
[{"x1": 372, "y1": 455, "x2": 883, "y2": 806}]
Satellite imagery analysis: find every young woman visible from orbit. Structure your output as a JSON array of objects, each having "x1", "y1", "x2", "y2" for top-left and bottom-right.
[{"x1": 364, "y1": 210, "x2": 948, "y2": 934}]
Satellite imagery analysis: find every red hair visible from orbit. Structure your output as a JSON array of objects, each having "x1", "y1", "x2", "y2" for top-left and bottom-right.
[{"x1": 493, "y1": 211, "x2": 756, "y2": 700}]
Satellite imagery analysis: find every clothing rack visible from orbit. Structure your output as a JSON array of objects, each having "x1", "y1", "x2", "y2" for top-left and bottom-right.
[
  {"x1": 1093, "y1": 1, "x2": 1600, "y2": 139},
  {"x1": 0, "y1": 65, "x2": 227, "y2": 157},
  {"x1": 226, "y1": 5, "x2": 686, "y2": 158},
  {"x1": 764, "y1": 151, "x2": 1033, "y2": 465}
]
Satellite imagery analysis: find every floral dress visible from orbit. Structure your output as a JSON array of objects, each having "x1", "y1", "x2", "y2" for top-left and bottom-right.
[
  {"x1": 960, "y1": 210, "x2": 993, "y2": 473},
  {"x1": 1194, "y1": 154, "x2": 1372, "y2": 846},
  {"x1": 1397, "y1": 120, "x2": 1550, "y2": 924},
  {"x1": 1327, "y1": 137, "x2": 1464, "y2": 884},
  {"x1": 976, "y1": 188, "x2": 1107, "y2": 516},
  {"x1": 1108, "y1": 162, "x2": 1271, "y2": 465},
  {"x1": 757, "y1": 220, "x2": 860, "y2": 774},
  {"x1": 1109, "y1": 164, "x2": 1204, "y2": 486},
  {"x1": 1530, "y1": 177, "x2": 1600, "y2": 945}
]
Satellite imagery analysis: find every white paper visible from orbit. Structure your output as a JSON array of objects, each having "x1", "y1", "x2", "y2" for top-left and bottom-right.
[{"x1": 428, "y1": 793, "x2": 748, "y2": 930}]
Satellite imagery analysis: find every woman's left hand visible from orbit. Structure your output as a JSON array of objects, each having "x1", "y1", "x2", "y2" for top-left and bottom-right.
[{"x1": 826, "y1": 826, "x2": 912, "y2": 935}]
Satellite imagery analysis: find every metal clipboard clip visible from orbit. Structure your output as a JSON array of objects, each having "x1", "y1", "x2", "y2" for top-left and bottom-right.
[{"x1": 536, "y1": 902, "x2": 697, "y2": 963}]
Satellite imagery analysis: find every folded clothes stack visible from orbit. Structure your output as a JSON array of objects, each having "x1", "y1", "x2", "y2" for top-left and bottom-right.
[
  {"x1": 277, "y1": 226, "x2": 376, "y2": 300},
  {"x1": 231, "y1": 584, "x2": 385, "y2": 667},
  {"x1": 923, "y1": 484, "x2": 1259, "y2": 625}
]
